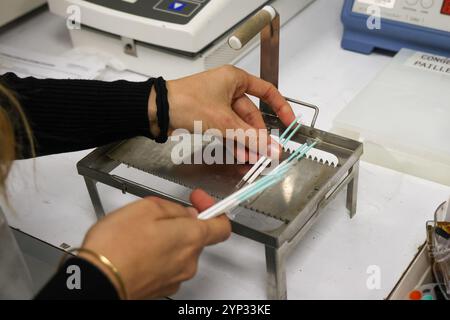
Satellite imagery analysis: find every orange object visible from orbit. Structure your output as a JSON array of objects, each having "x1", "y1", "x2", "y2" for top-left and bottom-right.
[{"x1": 409, "y1": 290, "x2": 422, "y2": 300}]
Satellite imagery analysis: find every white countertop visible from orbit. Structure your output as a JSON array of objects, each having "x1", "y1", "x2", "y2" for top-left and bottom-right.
[{"x1": 1, "y1": 0, "x2": 449, "y2": 300}]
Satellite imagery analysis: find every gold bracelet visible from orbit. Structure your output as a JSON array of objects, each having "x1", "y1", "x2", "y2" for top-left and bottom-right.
[{"x1": 61, "y1": 247, "x2": 128, "y2": 300}]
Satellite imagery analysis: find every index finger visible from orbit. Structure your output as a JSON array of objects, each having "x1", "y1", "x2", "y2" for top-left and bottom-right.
[{"x1": 238, "y1": 71, "x2": 296, "y2": 126}]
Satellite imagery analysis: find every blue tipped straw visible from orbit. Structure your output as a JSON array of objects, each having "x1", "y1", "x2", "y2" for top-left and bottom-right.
[
  {"x1": 235, "y1": 117, "x2": 303, "y2": 189},
  {"x1": 279, "y1": 116, "x2": 302, "y2": 144},
  {"x1": 198, "y1": 140, "x2": 319, "y2": 220},
  {"x1": 270, "y1": 140, "x2": 316, "y2": 176},
  {"x1": 238, "y1": 166, "x2": 291, "y2": 201},
  {"x1": 281, "y1": 120, "x2": 303, "y2": 146},
  {"x1": 198, "y1": 169, "x2": 288, "y2": 220}
]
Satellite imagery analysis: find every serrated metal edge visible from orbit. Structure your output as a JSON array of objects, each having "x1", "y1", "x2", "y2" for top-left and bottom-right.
[
  {"x1": 283, "y1": 145, "x2": 339, "y2": 167},
  {"x1": 273, "y1": 135, "x2": 339, "y2": 167},
  {"x1": 111, "y1": 156, "x2": 289, "y2": 223}
]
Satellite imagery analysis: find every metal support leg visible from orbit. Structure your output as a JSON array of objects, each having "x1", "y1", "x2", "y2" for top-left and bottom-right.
[
  {"x1": 346, "y1": 161, "x2": 360, "y2": 218},
  {"x1": 83, "y1": 177, "x2": 106, "y2": 220},
  {"x1": 265, "y1": 244, "x2": 288, "y2": 300}
]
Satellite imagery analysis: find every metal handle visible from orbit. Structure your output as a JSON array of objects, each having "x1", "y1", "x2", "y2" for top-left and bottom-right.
[
  {"x1": 228, "y1": 6, "x2": 277, "y2": 50},
  {"x1": 228, "y1": 6, "x2": 320, "y2": 127},
  {"x1": 284, "y1": 97, "x2": 319, "y2": 128},
  {"x1": 228, "y1": 5, "x2": 280, "y2": 116}
]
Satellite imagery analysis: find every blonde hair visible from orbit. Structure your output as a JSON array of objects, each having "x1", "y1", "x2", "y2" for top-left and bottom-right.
[{"x1": 0, "y1": 83, "x2": 35, "y2": 194}]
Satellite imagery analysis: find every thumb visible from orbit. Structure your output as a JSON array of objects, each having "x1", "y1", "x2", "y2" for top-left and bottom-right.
[
  {"x1": 190, "y1": 189, "x2": 216, "y2": 212},
  {"x1": 190, "y1": 189, "x2": 232, "y2": 246}
]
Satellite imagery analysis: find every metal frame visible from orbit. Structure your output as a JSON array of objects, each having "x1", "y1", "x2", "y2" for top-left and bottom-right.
[{"x1": 77, "y1": 6, "x2": 363, "y2": 300}]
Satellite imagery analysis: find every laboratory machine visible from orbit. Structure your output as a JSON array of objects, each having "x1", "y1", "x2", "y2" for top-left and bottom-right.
[{"x1": 48, "y1": 0, "x2": 315, "y2": 78}]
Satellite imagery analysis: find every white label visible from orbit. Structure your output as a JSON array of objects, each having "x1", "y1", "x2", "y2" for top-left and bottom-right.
[
  {"x1": 405, "y1": 52, "x2": 450, "y2": 76},
  {"x1": 356, "y1": 0, "x2": 396, "y2": 8}
]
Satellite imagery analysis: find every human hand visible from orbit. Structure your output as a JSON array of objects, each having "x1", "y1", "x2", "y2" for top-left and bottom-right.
[
  {"x1": 148, "y1": 66, "x2": 296, "y2": 154},
  {"x1": 79, "y1": 190, "x2": 230, "y2": 300}
]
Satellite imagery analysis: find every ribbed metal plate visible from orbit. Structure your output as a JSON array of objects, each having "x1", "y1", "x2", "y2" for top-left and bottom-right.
[{"x1": 107, "y1": 136, "x2": 339, "y2": 223}]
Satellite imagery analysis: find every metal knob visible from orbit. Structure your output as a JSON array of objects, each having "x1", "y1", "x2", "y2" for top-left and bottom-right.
[{"x1": 228, "y1": 6, "x2": 277, "y2": 50}]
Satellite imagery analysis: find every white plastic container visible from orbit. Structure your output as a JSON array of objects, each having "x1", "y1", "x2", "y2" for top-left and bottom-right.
[{"x1": 333, "y1": 49, "x2": 450, "y2": 186}]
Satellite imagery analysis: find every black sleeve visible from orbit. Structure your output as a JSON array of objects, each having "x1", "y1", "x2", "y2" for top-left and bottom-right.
[
  {"x1": 1, "y1": 73, "x2": 154, "y2": 158},
  {"x1": 35, "y1": 257, "x2": 120, "y2": 300}
]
